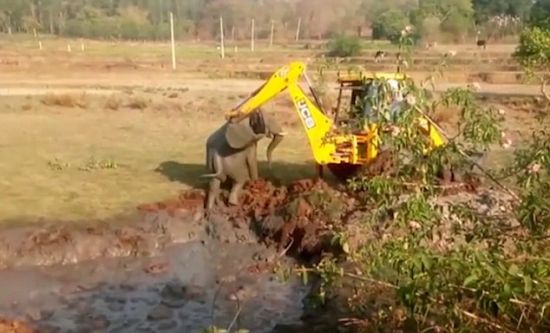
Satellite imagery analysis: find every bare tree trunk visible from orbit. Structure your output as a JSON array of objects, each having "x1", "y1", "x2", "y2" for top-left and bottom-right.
[
  {"x1": 269, "y1": 20, "x2": 274, "y2": 48},
  {"x1": 295, "y1": 17, "x2": 301, "y2": 42},
  {"x1": 49, "y1": 10, "x2": 54, "y2": 34},
  {"x1": 38, "y1": 0, "x2": 43, "y2": 26},
  {"x1": 58, "y1": 12, "x2": 64, "y2": 34},
  {"x1": 29, "y1": 3, "x2": 36, "y2": 21}
]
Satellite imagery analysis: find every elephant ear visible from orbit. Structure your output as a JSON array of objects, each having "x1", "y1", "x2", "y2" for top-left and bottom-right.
[
  {"x1": 249, "y1": 109, "x2": 266, "y2": 135},
  {"x1": 265, "y1": 115, "x2": 285, "y2": 137},
  {"x1": 225, "y1": 121, "x2": 262, "y2": 149}
]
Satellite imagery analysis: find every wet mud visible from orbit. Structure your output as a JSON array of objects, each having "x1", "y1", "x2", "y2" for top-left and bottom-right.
[
  {"x1": 0, "y1": 241, "x2": 307, "y2": 333},
  {"x1": 0, "y1": 180, "x2": 347, "y2": 333},
  {"x1": 0, "y1": 176, "x2": 502, "y2": 332}
]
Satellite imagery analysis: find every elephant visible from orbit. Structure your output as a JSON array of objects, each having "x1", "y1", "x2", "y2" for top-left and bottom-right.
[{"x1": 201, "y1": 109, "x2": 284, "y2": 210}]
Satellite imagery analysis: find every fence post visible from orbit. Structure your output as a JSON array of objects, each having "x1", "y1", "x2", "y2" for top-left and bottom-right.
[
  {"x1": 250, "y1": 18, "x2": 255, "y2": 52},
  {"x1": 170, "y1": 12, "x2": 176, "y2": 70},
  {"x1": 220, "y1": 16, "x2": 225, "y2": 59},
  {"x1": 269, "y1": 20, "x2": 274, "y2": 48},
  {"x1": 295, "y1": 17, "x2": 301, "y2": 42}
]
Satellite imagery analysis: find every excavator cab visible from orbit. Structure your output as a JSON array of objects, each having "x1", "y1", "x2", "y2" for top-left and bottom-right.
[{"x1": 333, "y1": 71, "x2": 407, "y2": 130}]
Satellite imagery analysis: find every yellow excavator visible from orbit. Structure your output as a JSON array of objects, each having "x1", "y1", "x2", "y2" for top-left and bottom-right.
[{"x1": 224, "y1": 61, "x2": 447, "y2": 181}]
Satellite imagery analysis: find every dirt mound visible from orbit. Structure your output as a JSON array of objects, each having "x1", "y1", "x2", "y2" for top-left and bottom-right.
[
  {"x1": 0, "y1": 318, "x2": 37, "y2": 333},
  {"x1": 137, "y1": 190, "x2": 205, "y2": 216},
  {"x1": 224, "y1": 179, "x2": 355, "y2": 257},
  {"x1": 0, "y1": 173, "x2": 491, "y2": 269}
]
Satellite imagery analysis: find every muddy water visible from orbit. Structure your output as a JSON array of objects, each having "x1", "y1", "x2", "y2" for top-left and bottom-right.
[{"x1": 0, "y1": 240, "x2": 308, "y2": 333}]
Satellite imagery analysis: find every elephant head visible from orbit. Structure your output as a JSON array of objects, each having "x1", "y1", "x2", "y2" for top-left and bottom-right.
[{"x1": 225, "y1": 109, "x2": 285, "y2": 167}]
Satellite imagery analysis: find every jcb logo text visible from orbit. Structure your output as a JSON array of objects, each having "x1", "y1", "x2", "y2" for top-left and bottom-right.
[{"x1": 297, "y1": 99, "x2": 315, "y2": 129}]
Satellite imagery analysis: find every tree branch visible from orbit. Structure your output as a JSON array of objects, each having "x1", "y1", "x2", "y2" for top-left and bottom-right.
[{"x1": 541, "y1": 78, "x2": 550, "y2": 103}]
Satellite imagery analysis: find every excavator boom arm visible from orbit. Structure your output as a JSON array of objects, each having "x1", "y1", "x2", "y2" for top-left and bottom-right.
[
  {"x1": 224, "y1": 61, "x2": 448, "y2": 167},
  {"x1": 225, "y1": 62, "x2": 339, "y2": 165}
]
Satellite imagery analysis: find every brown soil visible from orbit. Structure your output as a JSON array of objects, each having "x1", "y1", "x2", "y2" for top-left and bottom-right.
[
  {"x1": 0, "y1": 169, "x2": 485, "y2": 270},
  {"x1": 0, "y1": 318, "x2": 38, "y2": 333}
]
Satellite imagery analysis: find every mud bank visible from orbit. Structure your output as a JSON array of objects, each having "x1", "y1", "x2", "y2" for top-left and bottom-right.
[
  {"x1": 0, "y1": 179, "x2": 350, "y2": 332},
  {"x1": 0, "y1": 181, "x2": 326, "y2": 333},
  {"x1": 0, "y1": 179, "x2": 353, "y2": 269}
]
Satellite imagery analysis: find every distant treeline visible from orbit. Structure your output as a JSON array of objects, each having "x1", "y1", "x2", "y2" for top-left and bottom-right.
[{"x1": 0, "y1": 0, "x2": 537, "y2": 42}]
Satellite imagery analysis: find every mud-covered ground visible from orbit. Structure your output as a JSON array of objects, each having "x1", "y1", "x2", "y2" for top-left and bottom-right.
[
  {"x1": 0, "y1": 179, "x2": 341, "y2": 333},
  {"x1": 0, "y1": 240, "x2": 307, "y2": 333},
  {"x1": 0, "y1": 176, "x2": 518, "y2": 333}
]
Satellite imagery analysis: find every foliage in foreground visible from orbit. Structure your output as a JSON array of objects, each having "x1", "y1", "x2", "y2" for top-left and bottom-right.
[{"x1": 300, "y1": 41, "x2": 550, "y2": 332}]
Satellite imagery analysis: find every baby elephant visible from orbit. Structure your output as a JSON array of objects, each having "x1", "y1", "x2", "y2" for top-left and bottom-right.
[{"x1": 202, "y1": 110, "x2": 284, "y2": 210}]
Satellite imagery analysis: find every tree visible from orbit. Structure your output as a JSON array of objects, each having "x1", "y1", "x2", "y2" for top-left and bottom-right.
[
  {"x1": 406, "y1": 0, "x2": 475, "y2": 42},
  {"x1": 473, "y1": 0, "x2": 532, "y2": 24},
  {"x1": 372, "y1": 9, "x2": 411, "y2": 43},
  {"x1": 528, "y1": 0, "x2": 550, "y2": 29}
]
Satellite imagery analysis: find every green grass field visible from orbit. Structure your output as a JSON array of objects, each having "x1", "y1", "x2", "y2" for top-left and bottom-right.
[{"x1": 0, "y1": 92, "x2": 315, "y2": 224}]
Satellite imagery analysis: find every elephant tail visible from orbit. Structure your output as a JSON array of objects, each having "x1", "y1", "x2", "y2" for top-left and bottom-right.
[
  {"x1": 200, "y1": 171, "x2": 222, "y2": 179},
  {"x1": 202, "y1": 151, "x2": 226, "y2": 181}
]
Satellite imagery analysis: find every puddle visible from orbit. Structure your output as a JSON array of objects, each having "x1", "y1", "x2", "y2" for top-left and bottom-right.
[{"x1": 0, "y1": 240, "x2": 308, "y2": 333}]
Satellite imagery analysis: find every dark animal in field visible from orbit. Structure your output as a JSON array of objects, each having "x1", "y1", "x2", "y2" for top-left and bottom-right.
[
  {"x1": 374, "y1": 50, "x2": 385, "y2": 63},
  {"x1": 477, "y1": 39, "x2": 487, "y2": 50}
]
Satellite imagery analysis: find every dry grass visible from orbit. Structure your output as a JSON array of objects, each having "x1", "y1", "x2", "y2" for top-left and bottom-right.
[
  {"x1": 105, "y1": 95, "x2": 123, "y2": 110},
  {"x1": 126, "y1": 96, "x2": 151, "y2": 110},
  {"x1": 41, "y1": 93, "x2": 87, "y2": 108}
]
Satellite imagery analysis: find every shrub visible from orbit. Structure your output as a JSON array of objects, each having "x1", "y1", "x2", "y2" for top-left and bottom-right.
[
  {"x1": 326, "y1": 35, "x2": 362, "y2": 58},
  {"x1": 514, "y1": 27, "x2": 550, "y2": 71}
]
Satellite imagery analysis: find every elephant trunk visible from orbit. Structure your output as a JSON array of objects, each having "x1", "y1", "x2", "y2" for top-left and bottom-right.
[{"x1": 266, "y1": 134, "x2": 284, "y2": 168}]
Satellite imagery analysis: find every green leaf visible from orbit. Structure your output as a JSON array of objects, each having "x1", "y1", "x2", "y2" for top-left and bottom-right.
[
  {"x1": 504, "y1": 283, "x2": 512, "y2": 296},
  {"x1": 523, "y1": 275, "x2": 533, "y2": 294},
  {"x1": 541, "y1": 301, "x2": 550, "y2": 319},
  {"x1": 463, "y1": 274, "x2": 478, "y2": 287},
  {"x1": 508, "y1": 264, "x2": 520, "y2": 276},
  {"x1": 420, "y1": 254, "x2": 432, "y2": 270}
]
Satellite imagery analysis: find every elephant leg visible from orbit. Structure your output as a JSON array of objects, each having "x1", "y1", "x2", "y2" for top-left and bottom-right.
[
  {"x1": 206, "y1": 177, "x2": 221, "y2": 210},
  {"x1": 228, "y1": 181, "x2": 244, "y2": 206},
  {"x1": 246, "y1": 142, "x2": 259, "y2": 180},
  {"x1": 316, "y1": 163, "x2": 324, "y2": 179}
]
